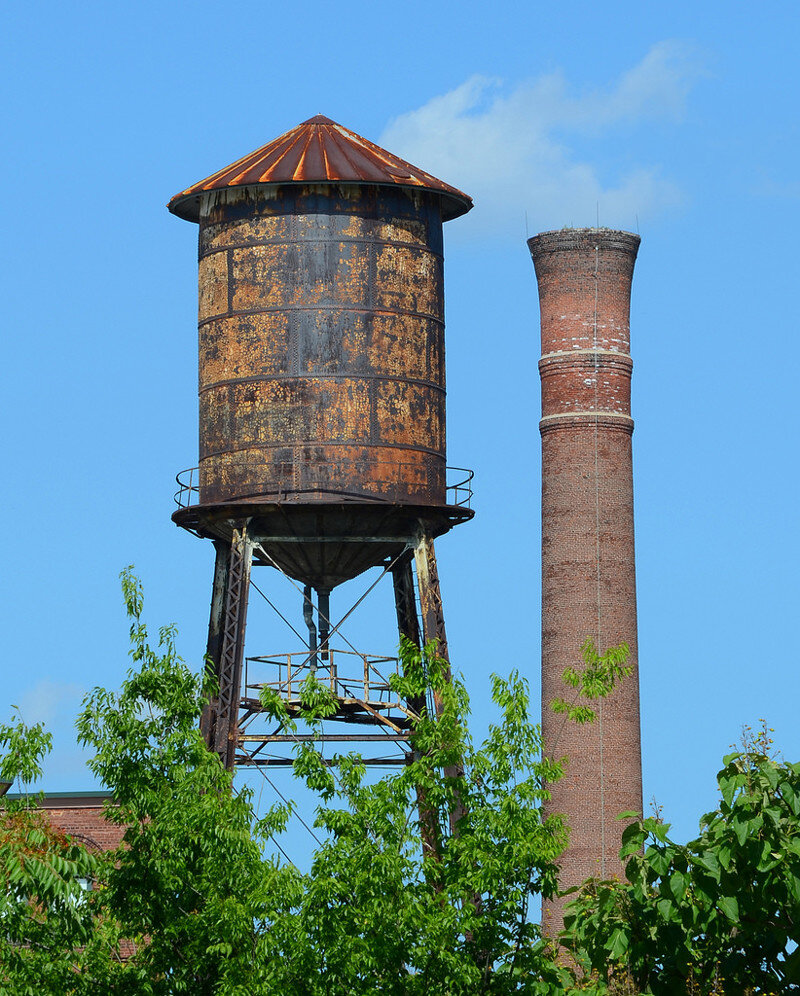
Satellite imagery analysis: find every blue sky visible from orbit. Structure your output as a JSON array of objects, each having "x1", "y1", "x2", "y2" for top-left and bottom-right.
[{"x1": 2, "y1": 1, "x2": 799, "y2": 853}]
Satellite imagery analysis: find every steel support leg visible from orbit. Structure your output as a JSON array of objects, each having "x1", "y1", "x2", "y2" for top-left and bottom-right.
[
  {"x1": 393, "y1": 548, "x2": 441, "y2": 860},
  {"x1": 200, "y1": 540, "x2": 229, "y2": 746},
  {"x1": 201, "y1": 524, "x2": 253, "y2": 770},
  {"x1": 413, "y1": 533, "x2": 452, "y2": 705},
  {"x1": 413, "y1": 532, "x2": 466, "y2": 835},
  {"x1": 391, "y1": 552, "x2": 425, "y2": 716},
  {"x1": 392, "y1": 551, "x2": 421, "y2": 647}
]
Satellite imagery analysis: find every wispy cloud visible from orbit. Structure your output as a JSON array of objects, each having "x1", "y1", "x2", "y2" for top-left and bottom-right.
[
  {"x1": 9, "y1": 680, "x2": 91, "y2": 790},
  {"x1": 380, "y1": 41, "x2": 704, "y2": 241},
  {"x1": 752, "y1": 172, "x2": 800, "y2": 200},
  {"x1": 15, "y1": 679, "x2": 84, "y2": 728}
]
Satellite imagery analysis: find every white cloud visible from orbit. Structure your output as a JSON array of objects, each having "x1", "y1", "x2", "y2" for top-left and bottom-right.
[
  {"x1": 15, "y1": 678, "x2": 84, "y2": 728},
  {"x1": 7, "y1": 680, "x2": 91, "y2": 790},
  {"x1": 380, "y1": 41, "x2": 704, "y2": 241}
]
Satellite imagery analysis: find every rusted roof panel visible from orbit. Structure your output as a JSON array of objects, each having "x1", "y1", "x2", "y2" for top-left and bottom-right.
[{"x1": 168, "y1": 115, "x2": 473, "y2": 222}]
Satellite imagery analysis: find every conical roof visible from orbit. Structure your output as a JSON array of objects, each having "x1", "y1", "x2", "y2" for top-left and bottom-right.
[{"x1": 168, "y1": 115, "x2": 472, "y2": 222}]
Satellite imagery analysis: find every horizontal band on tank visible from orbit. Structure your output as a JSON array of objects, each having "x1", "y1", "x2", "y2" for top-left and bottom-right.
[
  {"x1": 185, "y1": 177, "x2": 468, "y2": 224},
  {"x1": 198, "y1": 235, "x2": 444, "y2": 263},
  {"x1": 198, "y1": 303, "x2": 445, "y2": 330},
  {"x1": 195, "y1": 183, "x2": 447, "y2": 250},
  {"x1": 198, "y1": 372, "x2": 447, "y2": 396},
  {"x1": 539, "y1": 349, "x2": 633, "y2": 367},
  {"x1": 539, "y1": 411, "x2": 634, "y2": 434},
  {"x1": 199, "y1": 438, "x2": 446, "y2": 460}
]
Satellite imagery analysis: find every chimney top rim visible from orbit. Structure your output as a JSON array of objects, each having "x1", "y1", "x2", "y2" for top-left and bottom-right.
[{"x1": 527, "y1": 228, "x2": 641, "y2": 257}]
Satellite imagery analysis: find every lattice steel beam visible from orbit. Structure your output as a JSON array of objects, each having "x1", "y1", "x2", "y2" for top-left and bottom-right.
[{"x1": 201, "y1": 524, "x2": 253, "y2": 769}]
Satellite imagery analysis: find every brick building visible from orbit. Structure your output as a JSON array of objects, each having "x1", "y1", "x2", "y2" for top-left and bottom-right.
[
  {"x1": 34, "y1": 791, "x2": 125, "y2": 852},
  {"x1": 4, "y1": 789, "x2": 124, "y2": 853}
]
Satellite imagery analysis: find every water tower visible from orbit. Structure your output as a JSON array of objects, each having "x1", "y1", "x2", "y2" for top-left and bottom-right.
[{"x1": 169, "y1": 116, "x2": 474, "y2": 769}]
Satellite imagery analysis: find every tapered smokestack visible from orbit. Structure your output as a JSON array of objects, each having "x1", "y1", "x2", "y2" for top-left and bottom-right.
[{"x1": 528, "y1": 228, "x2": 643, "y2": 933}]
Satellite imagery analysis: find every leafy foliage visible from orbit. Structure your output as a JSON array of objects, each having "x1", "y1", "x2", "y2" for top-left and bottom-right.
[
  {"x1": 550, "y1": 638, "x2": 632, "y2": 728},
  {"x1": 2, "y1": 572, "x2": 587, "y2": 992},
  {"x1": 562, "y1": 722, "x2": 800, "y2": 993},
  {"x1": 1, "y1": 706, "x2": 53, "y2": 795},
  {"x1": 273, "y1": 638, "x2": 575, "y2": 993},
  {"x1": 74, "y1": 569, "x2": 301, "y2": 995},
  {"x1": 0, "y1": 712, "x2": 104, "y2": 995},
  {"x1": 3, "y1": 571, "x2": 796, "y2": 994}
]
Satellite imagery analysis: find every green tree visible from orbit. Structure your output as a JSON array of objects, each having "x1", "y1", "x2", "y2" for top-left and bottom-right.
[
  {"x1": 562, "y1": 722, "x2": 800, "y2": 994},
  {"x1": 0, "y1": 710, "x2": 105, "y2": 995},
  {"x1": 15, "y1": 571, "x2": 797, "y2": 994},
  {"x1": 74, "y1": 570, "x2": 581, "y2": 992},
  {"x1": 73, "y1": 569, "x2": 301, "y2": 995},
  {"x1": 259, "y1": 639, "x2": 575, "y2": 993},
  {"x1": 3, "y1": 571, "x2": 601, "y2": 993}
]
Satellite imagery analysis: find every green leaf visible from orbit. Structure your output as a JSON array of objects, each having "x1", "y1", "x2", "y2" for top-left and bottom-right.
[
  {"x1": 657, "y1": 897, "x2": 675, "y2": 922},
  {"x1": 692, "y1": 849, "x2": 721, "y2": 881},
  {"x1": 605, "y1": 927, "x2": 629, "y2": 960},
  {"x1": 780, "y1": 780, "x2": 799, "y2": 816},
  {"x1": 731, "y1": 815, "x2": 748, "y2": 846},
  {"x1": 669, "y1": 869, "x2": 686, "y2": 901},
  {"x1": 717, "y1": 895, "x2": 739, "y2": 923},
  {"x1": 719, "y1": 772, "x2": 736, "y2": 807}
]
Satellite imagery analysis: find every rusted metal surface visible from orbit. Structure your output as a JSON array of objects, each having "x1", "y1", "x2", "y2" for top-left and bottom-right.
[
  {"x1": 174, "y1": 500, "x2": 471, "y2": 591},
  {"x1": 194, "y1": 184, "x2": 451, "y2": 510},
  {"x1": 171, "y1": 119, "x2": 474, "y2": 590},
  {"x1": 413, "y1": 533, "x2": 451, "y2": 688},
  {"x1": 235, "y1": 647, "x2": 415, "y2": 767},
  {"x1": 168, "y1": 115, "x2": 472, "y2": 222},
  {"x1": 391, "y1": 551, "x2": 427, "y2": 716},
  {"x1": 414, "y1": 533, "x2": 466, "y2": 834},
  {"x1": 199, "y1": 541, "x2": 229, "y2": 744},
  {"x1": 391, "y1": 551, "x2": 441, "y2": 860},
  {"x1": 175, "y1": 465, "x2": 473, "y2": 510},
  {"x1": 391, "y1": 552, "x2": 422, "y2": 647},
  {"x1": 171, "y1": 122, "x2": 475, "y2": 774},
  {"x1": 201, "y1": 525, "x2": 253, "y2": 770}
]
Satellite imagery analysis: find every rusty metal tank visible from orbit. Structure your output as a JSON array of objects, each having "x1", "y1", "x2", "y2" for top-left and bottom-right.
[{"x1": 169, "y1": 116, "x2": 473, "y2": 589}]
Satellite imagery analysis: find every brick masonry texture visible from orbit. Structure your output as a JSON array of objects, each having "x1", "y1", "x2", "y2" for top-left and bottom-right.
[
  {"x1": 36, "y1": 794, "x2": 136, "y2": 959},
  {"x1": 37, "y1": 794, "x2": 125, "y2": 852},
  {"x1": 527, "y1": 229, "x2": 643, "y2": 935}
]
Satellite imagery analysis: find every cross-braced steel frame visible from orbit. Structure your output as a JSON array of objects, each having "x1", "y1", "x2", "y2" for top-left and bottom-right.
[{"x1": 199, "y1": 524, "x2": 453, "y2": 771}]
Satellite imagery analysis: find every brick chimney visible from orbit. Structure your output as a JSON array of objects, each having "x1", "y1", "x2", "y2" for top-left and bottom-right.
[{"x1": 527, "y1": 228, "x2": 643, "y2": 933}]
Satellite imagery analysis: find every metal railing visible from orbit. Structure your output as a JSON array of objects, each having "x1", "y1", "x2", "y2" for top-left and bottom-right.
[
  {"x1": 174, "y1": 464, "x2": 473, "y2": 509},
  {"x1": 244, "y1": 649, "x2": 399, "y2": 706},
  {"x1": 174, "y1": 466, "x2": 200, "y2": 508},
  {"x1": 445, "y1": 466, "x2": 474, "y2": 508}
]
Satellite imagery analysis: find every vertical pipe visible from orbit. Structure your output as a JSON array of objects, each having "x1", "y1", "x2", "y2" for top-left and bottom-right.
[
  {"x1": 528, "y1": 229, "x2": 643, "y2": 933},
  {"x1": 303, "y1": 585, "x2": 318, "y2": 673},
  {"x1": 317, "y1": 589, "x2": 331, "y2": 662}
]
